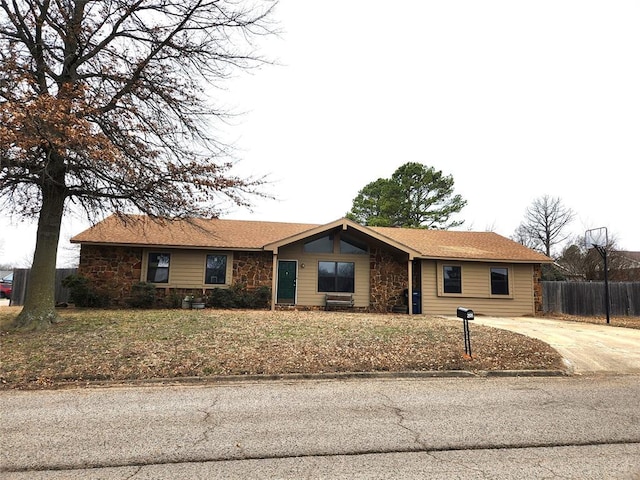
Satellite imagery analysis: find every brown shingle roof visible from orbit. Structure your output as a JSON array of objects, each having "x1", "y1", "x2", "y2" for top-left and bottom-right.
[
  {"x1": 619, "y1": 251, "x2": 640, "y2": 267},
  {"x1": 370, "y1": 227, "x2": 551, "y2": 263},
  {"x1": 71, "y1": 215, "x2": 552, "y2": 262},
  {"x1": 71, "y1": 215, "x2": 318, "y2": 250}
]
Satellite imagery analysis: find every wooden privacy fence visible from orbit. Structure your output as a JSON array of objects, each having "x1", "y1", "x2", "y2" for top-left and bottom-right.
[
  {"x1": 542, "y1": 281, "x2": 640, "y2": 316},
  {"x1": 9, "y1": 268, "x2": 77, "y2": 306}
]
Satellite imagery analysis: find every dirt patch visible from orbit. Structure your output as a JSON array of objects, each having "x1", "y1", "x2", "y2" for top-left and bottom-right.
[{"x1": 1, "y1": 308, "x2": 565, "y2": 389}]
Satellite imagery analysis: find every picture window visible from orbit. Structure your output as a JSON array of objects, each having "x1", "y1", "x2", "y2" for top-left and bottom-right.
[{"x1": 318, "y1": 261, "x2": 355, "y2": 293}]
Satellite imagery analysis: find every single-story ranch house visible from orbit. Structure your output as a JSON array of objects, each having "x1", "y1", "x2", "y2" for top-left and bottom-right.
[{"x1": 71, "y1": 215, "x2": 552, "y2": 316}]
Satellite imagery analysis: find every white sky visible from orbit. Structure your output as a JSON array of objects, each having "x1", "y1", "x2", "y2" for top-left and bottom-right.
[{"x1": 1, "y1": 0, "x2": 639, "y2": 266}]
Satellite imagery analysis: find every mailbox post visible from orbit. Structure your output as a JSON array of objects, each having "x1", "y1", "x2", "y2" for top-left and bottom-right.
[{"x1": 457, "y1": 307, "x2": 475, "y2": 358}]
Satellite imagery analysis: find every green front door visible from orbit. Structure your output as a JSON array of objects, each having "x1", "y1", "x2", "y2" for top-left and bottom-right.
[{"x1": 277, "y1": 260, "x2": 297, "y2": 304}]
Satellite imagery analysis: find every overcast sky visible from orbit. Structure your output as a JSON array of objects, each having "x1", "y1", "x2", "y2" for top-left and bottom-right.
[{"x1": 1, "y1": 0, "x2": 639, "y2": 267}]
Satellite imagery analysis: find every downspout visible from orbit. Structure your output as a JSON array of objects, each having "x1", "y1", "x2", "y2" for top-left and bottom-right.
[
  {"x1": 271, "y1": 251, "x2": 278, "y2": 311},
  {"x1": 407, "y1": 257, "x2": 413, "y2": 315}
]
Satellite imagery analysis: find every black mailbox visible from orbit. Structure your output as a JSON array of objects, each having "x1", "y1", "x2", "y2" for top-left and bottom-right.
[{"x1": 457, "y1": 307, "x2": 474, "y2": 320}]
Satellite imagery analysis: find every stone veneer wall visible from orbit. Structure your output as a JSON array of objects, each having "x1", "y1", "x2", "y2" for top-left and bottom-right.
[
  {"x1": 369, "y1": 248, "x2": 408, "y2": 313},
  {"x1": 232, "y1": 251, "x2": 273, "y2": 289},
  {"x1": 533, "y1": 264, "x2": 543, "y2": 315},
  {"x1": 77, "y1": 245, "x2": 143, "y2": 307}
]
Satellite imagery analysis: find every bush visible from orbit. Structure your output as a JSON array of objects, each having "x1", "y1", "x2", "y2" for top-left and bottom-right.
[
  {"x1": 246, "y1": 285, "x2": 271, "y2": 309},
  {"x1": 208, "y1": 288, "x2": 237, "y2": 308},
  {"x1": 207, "y1": 284, "x2": 271, "y2": 309},
  {"x1": 166, "y1": 291, "x2": 185, "y2": 309},
  {"x1": 61, "y1": 275, "x2": 109, "y2": 307},
  {"x1": 127, "y1": 282, "x2": 157, "y2": 308}
]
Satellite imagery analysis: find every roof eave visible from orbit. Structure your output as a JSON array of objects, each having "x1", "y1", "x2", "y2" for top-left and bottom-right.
[
  {"x1": 73, "y1": 240, "x2": 264, "y2": 252},
  {"x1": 418, "y1": 256, "x2": 553, "y2": 264}
]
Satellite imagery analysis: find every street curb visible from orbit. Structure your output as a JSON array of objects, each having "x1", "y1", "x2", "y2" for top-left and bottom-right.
[
  {"x1": 149, "y1": 370, "x2": 480, "y2": 385},
  {"x1": 480, "y1": 370, "x2": 569, "y2": 377},
  {"x1": 33, "y1": 369, "x2": 572, "y2": 390},
  {"x1": 145, "y1": 369, "x2": 571, "y2": 385}
]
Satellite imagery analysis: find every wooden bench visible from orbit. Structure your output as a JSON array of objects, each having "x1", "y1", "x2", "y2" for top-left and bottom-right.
[{"x1": 325, "y1": 293, "x2": 354, "y2": 311}]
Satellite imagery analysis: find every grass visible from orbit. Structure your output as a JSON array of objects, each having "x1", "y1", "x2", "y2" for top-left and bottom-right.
[
  {"x1": 0, "y1": 307, "x2": 572, "y2": 389},
  {"x1": 540, "y1": 313, "x2": 640, "y2": 329}
]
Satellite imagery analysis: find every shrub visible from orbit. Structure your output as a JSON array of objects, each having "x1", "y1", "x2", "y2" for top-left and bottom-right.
[
  {"x1": 207, "y1": 284, "x2": 271, "y2": 309},
  {"x1": 166, "y1": 291, "x2": 184, "y2": 309},
  {"x1": 208, "y1": 288, "x2": 236, "y2": 308},
  {"x1": 61, "y1": 275, "x2": 109, "y2": 307},
  {"x1": 127, "y1": 282, "x2": 157, "y2": 308},
  {"x1": 247, "y1": 285, "x2": 271, "y2": 309}
]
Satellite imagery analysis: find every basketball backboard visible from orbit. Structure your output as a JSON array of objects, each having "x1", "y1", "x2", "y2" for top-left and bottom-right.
[{"x1": 585, "y1": 227, "x2": 608, "y2": 248}]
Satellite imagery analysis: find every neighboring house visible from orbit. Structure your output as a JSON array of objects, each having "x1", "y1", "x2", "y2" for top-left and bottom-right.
[
  {"x1": 70, "y1": 215, "x2": 552, "y2": 316},
  {"x1": 555, "y1": 250, "x2": 640, "y2": 282},
  {"x1": 613, "y1": 251, "x2": 640, "y2": 281}
]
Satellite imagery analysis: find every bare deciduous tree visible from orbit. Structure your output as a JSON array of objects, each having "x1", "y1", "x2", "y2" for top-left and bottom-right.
[
  {"x1": 0, "y1": 0, "x2": 277, "y2": 329},
  {"x1": 513, "y1": 195, "x2": 575, "y2": 257}
]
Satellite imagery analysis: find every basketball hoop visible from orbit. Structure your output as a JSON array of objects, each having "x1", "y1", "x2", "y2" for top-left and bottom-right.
[{"x1": 585, "y1": 227, "x2": 608, "y2": 248}]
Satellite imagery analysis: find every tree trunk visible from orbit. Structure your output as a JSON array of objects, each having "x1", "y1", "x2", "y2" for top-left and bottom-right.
[{"x1": 13, "y1": 186, "x2": 66, "y2": 330}]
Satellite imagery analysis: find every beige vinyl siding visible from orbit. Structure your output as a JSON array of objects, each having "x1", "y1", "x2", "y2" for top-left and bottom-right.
[
  {"x1": 421, "y1": 260, "x2": 535, "y2": 316},
  {"x1": 143, "y1": 249, "x2": 233, "y2": 288},
  {"x1": 278, "y1": 243, "x2": 370, "y2": 308}
]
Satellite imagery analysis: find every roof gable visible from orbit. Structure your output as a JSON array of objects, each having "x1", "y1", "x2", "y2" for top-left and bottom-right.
[{"x1": 263, "y1": 217, "x2": 422, "y2": 258}]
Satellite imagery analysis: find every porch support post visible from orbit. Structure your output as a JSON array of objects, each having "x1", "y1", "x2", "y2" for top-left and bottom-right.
[
  {"x1": 407, "y1": 258, "x2": 413, "y2": 315},
  {"x1": 271, "y1": 252, "x2": 278, "y2": 311}
]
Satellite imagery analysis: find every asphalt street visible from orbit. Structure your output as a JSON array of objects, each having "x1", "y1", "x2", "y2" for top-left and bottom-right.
[{"x1": 2, "y1": 375, "x2": 639, "y2": 479}]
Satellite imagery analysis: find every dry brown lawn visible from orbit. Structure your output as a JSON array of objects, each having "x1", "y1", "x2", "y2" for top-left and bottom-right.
[
  {"x1": 540, "y1": 313, "x2": 640, "y2": 329},
  {"x1": 0, "y1": 307, "x2": 573, "y2": 389}
]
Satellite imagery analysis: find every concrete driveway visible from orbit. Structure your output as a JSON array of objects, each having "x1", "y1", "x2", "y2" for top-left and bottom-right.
[{"x1": 471, "y1": 316, "x2": 640, "y2": 375}]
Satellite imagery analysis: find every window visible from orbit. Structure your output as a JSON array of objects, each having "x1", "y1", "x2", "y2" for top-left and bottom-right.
[
  {"x1": 340, "y1": 235, "x2": 368, "y2": 254},
  {"x1": 491, "y1": 267, "x2": 509, "y2": 295},
  {"x1": 304, "y1": 235, "x2": 334, "y2": 253},
  {"x1": 443, "y1": 265, "x2": 462, "y2": 294},
  {"x1": 147, "y1": 253, "x2": 170, "y2": 283},
  {"x1": 318, "y1": 261, "x2": 355, "y2": 293},
  {"x1": 205, "y1": 255, "x2": 227, "y2": 284}
]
